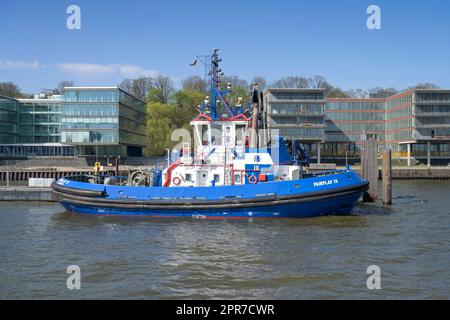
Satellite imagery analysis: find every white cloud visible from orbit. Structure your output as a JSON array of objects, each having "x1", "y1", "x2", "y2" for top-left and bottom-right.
[
  {"x1": 56, "y1": 63, "x2": 115, "y2": 75},
  {"x1": 117, "y1": 64, "x2": 158, "y2": 78},
  {"x1": 0, "y1": 59, "x2": 40, "y2": 70},
  {"x1": 56, "y1": 63, "x2": 158, "y2": 78}
]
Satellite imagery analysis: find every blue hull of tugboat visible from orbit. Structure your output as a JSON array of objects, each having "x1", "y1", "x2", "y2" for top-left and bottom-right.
[{"x1": 51, "y1": 170, "x2": 368, "y2": 219}]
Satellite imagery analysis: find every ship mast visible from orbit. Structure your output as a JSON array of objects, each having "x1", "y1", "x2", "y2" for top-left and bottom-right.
[{"x1": 206, "y1": 49, "x2": 236, "y2": 120}]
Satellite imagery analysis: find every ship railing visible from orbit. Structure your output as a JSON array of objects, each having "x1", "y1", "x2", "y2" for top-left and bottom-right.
[
  {"x1": 62, "y1": 174, "x2": 129, "y2": 186},
  {"x1": 193, "y1": 150, "x2": 238, "y2": 166},
  {"x1": 303, "y1": 169, "x2": 348, "y2": 178}
]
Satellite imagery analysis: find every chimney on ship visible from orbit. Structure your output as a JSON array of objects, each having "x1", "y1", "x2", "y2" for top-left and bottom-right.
[{"x1": 249, "y1": 83, "x2": 260, "y2": 149}]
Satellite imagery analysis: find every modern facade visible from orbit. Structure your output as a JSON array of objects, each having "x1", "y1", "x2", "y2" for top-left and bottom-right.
[
  {"x1": 264, "y1": 88, "x2": 326, "y2": 161},
  {"x1": 265, "y1": 88, "x2": 450, "y2": 165},
  {"x1": 0, "y1": 94, "x2": 74, "y2": 157},
  {"x1": 0, "y1": 87, "x2": 147, "y2": 158},
  {"x1": 409, "y1": 89, "x2": 450, "y2": 165},
  {"x1": 0, "y1": 95, "x2": 19, "y2": 145},
  {"x1": 324, "y1": 97, "x2": 385, "y2": 158},
  {"x1": 18, "y1": 95, "x2": 63, "y2": 143},
  {"x1": 62, "y1": 87, "x2": 147, "y2": 157}
]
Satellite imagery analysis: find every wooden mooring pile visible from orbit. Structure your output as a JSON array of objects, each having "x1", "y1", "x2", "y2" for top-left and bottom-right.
[{"x1": 361, "y1": 139, "x2": 392, "y2": 205}]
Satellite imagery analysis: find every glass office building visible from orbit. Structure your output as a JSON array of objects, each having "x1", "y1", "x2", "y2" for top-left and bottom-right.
[
  {"x1": 324, "y1": 89, "x2": 450, "y2": 164},
  {"x1": 264, "y1": 88, "x2": 326, "y2": 160},
  {"x1": 0, "y1": 95, "x2": 74, "y2": 157},
  {"x1": 265, "y1": 88, "x2": 450, "y2": 165},
  {"x1": 18, "y1": 96, "x2": 63, "y2": 143},
  {"x1": 385, "y1": 90, "x2": 415, "y2": 150},
  {"x1": 62, "y1": 87, "x2": 146, "y2": 156},
  {"x1": 0, "y1": 87, "x2": 146, "y2": 158},
  {"x1": 408, "y1": 89, "x2": 450, "y2": 164},
  {"x1": 0, "y1": 95, "x2": 19, "y2": 144},
  {"x1": 324, "y1": 98, "x2": 386, "y2": 158}
]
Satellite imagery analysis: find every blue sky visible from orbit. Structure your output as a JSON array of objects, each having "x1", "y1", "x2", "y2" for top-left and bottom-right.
[{"x1": 1, "y1": 0, "x2": 449, "y2": 94}]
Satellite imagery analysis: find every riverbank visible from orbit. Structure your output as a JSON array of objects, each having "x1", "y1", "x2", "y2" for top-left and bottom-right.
[
  {"x1": 349, "y1": 166, "x2": 450, "y2": 179},
  {"x1": 0, "y1": 187, "x2": 53, "y2": 201}
]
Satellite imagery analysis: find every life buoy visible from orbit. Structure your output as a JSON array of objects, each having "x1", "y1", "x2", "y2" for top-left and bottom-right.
[
  {"x1": 163, "y1": 162, "x2": 179, "y2": 187},
  {"x1": 172, "y1": 176, "x2": 181, "y2": 186},
  {"x1": 248, "y1": 175, "x2": 258, "y2": 184}
]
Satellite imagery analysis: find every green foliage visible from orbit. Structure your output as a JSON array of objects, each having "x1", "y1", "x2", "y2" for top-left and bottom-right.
[
  {"x1": 145, "y1": 102, "x2": 179, "y2": 156},
  {"x1": 145, "y1": 90, "x2": 207, "y2": 156},
  {"x1": 226, "y1": 85, "x2": 249, "y2": 110},
  {"x1": 174, "y1": 90, "x2": 205, "y2": 123},
  {"x1": 218, "y1": 82, "x2": 249, "y2": 115},
  {"x1": 147, "y1": 88, "x2": 165, "y2": 104}
]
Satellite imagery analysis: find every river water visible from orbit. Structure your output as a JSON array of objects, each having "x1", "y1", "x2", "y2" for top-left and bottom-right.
[{"x1": 0, "y1": 180, "x2": 449, "y2": 299}]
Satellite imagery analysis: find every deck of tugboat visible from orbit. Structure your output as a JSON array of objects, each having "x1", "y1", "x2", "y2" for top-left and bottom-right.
[{"x1": 51, "y1": 169, "x2": 368, "y2": 204}]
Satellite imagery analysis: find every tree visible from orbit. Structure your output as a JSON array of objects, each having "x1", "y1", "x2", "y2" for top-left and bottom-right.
[
  {"x1": 225, "y1": 85, "x2": 249, "y2": 109},
  {"x1": 413, "y1": 83, "x2": 440, "y2": 89},
  {"x1": 327, "y1": 87, "x2": 350, "y2": 98},
  {"x1": 147, "y1": 87, "x2": 165, "y2": 104},
  {"x1": 0, "y1": 82, "x2": 28, "y2": 98},
  {"x1": 368, "y1": 87, "x2": 398, "y2": 98},
  {"x1": 153, "y1": 75, "x2": 175, "y2": 104},
  {"x1": 119, "y1": 77, "x2": 153, "y2": 101},
  {"x1": 307, "y1": 75, "x2": 349, "y2": 98},
  {"x1": 308, "y1": 75, "x2": 332, "y2": 90},
  {"x1": 272, "y1": 76, "x2": 309, "y2": 88},
  {"x1": 346, "y1": 88, "x2": 369, "y2": 98},
  {"x1": 182, "y1": 76, "x2": 206, "y2": 93},
  {"x1": 222, "y1": 76, "x2": 249, "y2": 89},
  {"x1": 54, "y1": 80, "x2": 74, "y2": 94},
  {"x1": 145, "y1": 90, "x2": 206, "y2": 156},
  {"x1": 218, "y1": 80, "x2": 249, "y2": 114},
  {"x1": 271, "y1": 75, "x2": 348, "y2": 98},
  {"x1": 146, "y1": 102, "x2": 179, "y2": 156},
  {"x1": 251, "y1": 76, "x2": 268, "y2": 92},
  {"x1": 174, "y1": 90, "x2": 205, "y2": 125}
]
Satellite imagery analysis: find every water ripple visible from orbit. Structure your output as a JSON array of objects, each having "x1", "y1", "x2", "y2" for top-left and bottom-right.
[{"x1": 1, "y1": 180, "x2": 449, "y2": 299}]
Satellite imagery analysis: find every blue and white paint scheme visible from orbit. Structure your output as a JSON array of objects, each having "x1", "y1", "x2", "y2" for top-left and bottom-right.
[{"x1": 52, "y1": 50, "x2": 368, "y2": 218}]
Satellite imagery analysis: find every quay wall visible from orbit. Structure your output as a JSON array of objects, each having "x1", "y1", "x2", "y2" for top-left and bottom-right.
[
  {"x1": 0, "y1": 187, "x2": 54, "y2": 202},
  {"x1": 348, "y1": 167, "x2": 450, "y2": 180}
]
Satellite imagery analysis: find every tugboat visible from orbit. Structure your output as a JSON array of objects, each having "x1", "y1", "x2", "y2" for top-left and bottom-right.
[{"x1": 52, "y1": 49, "x2": 368, "y2": 218}]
